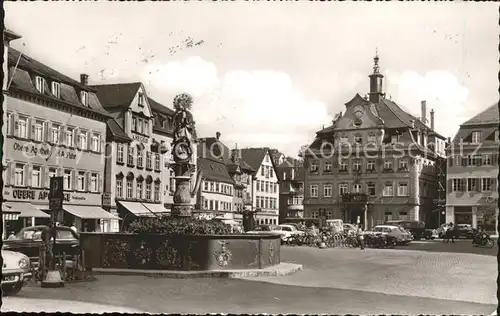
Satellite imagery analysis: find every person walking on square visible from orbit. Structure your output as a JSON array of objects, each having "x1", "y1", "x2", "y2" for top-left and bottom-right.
[
  {"x1": 442, "y1": 223, "x2": 449, "y2": 243},
  {"x1": 357, "y1": 224, "x2": 365, "y2": 250},
  {"x1": 448, "y1": 222, "x2": 456, "y2": 243}
]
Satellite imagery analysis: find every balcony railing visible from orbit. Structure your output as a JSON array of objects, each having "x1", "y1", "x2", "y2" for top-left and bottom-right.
[{"x1": 341, "y1": 193, "x2": 369, "y2": 203}]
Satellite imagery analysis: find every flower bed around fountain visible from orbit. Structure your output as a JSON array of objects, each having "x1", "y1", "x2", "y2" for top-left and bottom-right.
[{"x1": 79, "y1": 232, "x2": 281, "y2": 271}]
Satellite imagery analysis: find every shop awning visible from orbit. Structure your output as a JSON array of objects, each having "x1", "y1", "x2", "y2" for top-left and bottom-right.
[
  {"x1": 2, "y1": 204, "x2": 21, "y2": 221},
  {"x1": 118, "y1": 201, "x2": 156, "y2": 217},
  {"x1": 5, "y1": 202, "x2": 50, "y2": 218},
  {"x1": 141, "y1": 203, "x2": 170, "y2": 216},
  {"x1": 64, "y1": 205, "x2": 120, "y2": 220}
]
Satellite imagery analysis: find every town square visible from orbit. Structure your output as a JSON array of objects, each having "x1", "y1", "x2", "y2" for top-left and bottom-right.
[{"x1": 1, "y1": 2, "x2": 498, "y2": 315}]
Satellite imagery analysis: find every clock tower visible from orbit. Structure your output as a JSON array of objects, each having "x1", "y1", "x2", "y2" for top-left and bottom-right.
[{"x1": 368, "y1": 50, "x2": 385, "y2": 103}]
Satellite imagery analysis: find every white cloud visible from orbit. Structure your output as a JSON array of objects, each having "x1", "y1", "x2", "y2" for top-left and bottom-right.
[
  {"x1": 386, "y1": 70, "x2": 470, "y2": 138},
  {"x1": 142, "y1": 57, "x2": 330, "y2": 157}
]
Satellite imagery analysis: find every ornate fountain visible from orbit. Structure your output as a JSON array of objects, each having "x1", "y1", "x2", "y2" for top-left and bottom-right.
[{"x1": 171, "y1": 93, "x2": 197, "y2": 217}]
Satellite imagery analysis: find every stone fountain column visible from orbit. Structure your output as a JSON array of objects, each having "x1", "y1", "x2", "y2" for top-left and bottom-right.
[{"x1": 170, "y1": 93, "x2": 197, "y2": 218}]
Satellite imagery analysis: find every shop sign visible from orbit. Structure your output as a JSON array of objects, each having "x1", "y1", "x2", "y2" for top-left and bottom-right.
[
  {"x1": 132, "y1": 133, "x2": 149, "y2": 143},
  {"x1": 102, "y1": 193, "x2": 112, "y2": 207},
  {"x1": 4, "y1": 187, "x2": 101, "y2": 205},
  {"x1": 12, "y1": 141, "x2": 77, "y2": 160}
]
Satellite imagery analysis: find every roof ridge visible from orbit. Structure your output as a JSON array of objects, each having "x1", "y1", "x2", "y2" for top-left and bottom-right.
[{"x1": 381, "y1": 99, "x2": 411, "y2": 128}]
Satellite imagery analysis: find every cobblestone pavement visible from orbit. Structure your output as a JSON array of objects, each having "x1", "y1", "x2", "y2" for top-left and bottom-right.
[
  {"x1": 1, "y1": 247, "x2": 496, "y2": 314},
  {"x1": 242, "y1": 246, "x2": 497, "y2": 305},
  {"x1": 404, "y1": 238, "x2": 496, "y2": 256}
]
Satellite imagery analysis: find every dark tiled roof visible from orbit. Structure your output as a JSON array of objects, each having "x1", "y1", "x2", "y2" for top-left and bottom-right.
[
  {"x1": 90, "y1": 82, "x2": 142, "y2": 109},
  {"x1": 197, "y1": 157, "x2": 234, "y2": 184},
  {"x1": 7, "y1": 49, "x2": 110, "y2": 118},
  {"x1": 149, "y1": 97, "x2": 174, "y2": 136},
  {"x1": 148, "y1": 97, "x2": 175, "y2": 116},
  {"x1": 276, "y1": 164, "x2": 305, "y2": 182},
  {"x1": 198, "y1": 137, "x2": 232, "y2": 163},
  {"x1": 8, "y1": 48, "x2": 93, "y2": 91},
  {"x1": 239, "y1": 159, "x2": 255, "y2": 172},
  {"x1": 106, "y1": 118, "x2": 131, "y2": 142},
  {"x1": 461, "y1": 103, "x2": 499, "y2": 126}
]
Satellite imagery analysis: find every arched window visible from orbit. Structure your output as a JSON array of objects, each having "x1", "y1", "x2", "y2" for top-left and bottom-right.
[{"x1": 154, "y1": 178, "x2": 161, "y2": 201}]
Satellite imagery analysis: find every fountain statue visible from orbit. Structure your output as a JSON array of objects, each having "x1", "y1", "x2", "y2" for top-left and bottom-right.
[{"x1": 171, "y1": 93, "x2": 197, "y2": 217}]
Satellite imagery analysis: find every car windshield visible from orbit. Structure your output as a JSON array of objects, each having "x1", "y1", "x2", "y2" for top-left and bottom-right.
[
  {"x1": 269, "y1": 225, "x2": 281, "y2": 231},
  {"x1": 57, "y1": 230, "x2": 76, "y2": 240},
  {"x1": 253, "y1": 226, "x2": 271, "y2": 231},
  {"x1": 280, "y1": 226, "x2": 293, "y2": 231},
  {"x1": 18, "y1": 229, "x2": 43, "y2": 240},
  {"x1": 373, "y1": 227, "x2": 392, "y2": 233}
]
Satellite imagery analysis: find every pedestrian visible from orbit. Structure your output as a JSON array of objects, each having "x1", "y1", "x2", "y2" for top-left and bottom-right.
[
  {"x1": 357, "y1": 224, "x2": 365, "y2": 250},
  {"x1": 448, "y1": 222, "x2": 455, "y2": 243},
  {"x1": 7, "y1": 231, "x2": 16, "y2": 240},
  {"x1": 442, "y1": 223, "x2": 449, "y2": 243}
]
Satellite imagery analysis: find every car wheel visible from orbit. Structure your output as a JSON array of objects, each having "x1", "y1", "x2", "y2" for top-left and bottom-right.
[{"x1": 2, "y1": 282, "x2": 23, "y2": 296}]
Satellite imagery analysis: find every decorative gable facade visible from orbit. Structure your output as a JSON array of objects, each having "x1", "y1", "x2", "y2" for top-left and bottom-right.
[{"x1": 303, "y1": 54, "x2": 447, "y2": 230}]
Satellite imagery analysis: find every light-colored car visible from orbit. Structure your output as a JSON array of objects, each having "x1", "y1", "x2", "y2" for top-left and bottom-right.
[
  {"x1": 1, "y1": 249, "x2": 32, "y2": 296},
  {"x1": 435, "y1": 224, "x2": 448, "y2": 238},
  {"x1": 370, "y1": 225, "x2": 412, "y2": 244},
  {"x1": 279, "y1": 224, "x2": 305, "y2": 236},
  {"x1": 246, "y1": 225, "x2": 292, "y2": 241},
  {"x1": 343, "y1": 223, "x2": 357, "y2": 234}
]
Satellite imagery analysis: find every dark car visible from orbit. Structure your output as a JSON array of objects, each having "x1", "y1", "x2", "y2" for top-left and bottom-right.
[
  {"x1": 384, "y1": 220, "x2": 431, "y2": 240},
  {"x1": 454, "y1": 224, "x2": 474, "y2": 239},
  {"x1": 2, "y1": 225, "x2": 80, "y2": 260}
]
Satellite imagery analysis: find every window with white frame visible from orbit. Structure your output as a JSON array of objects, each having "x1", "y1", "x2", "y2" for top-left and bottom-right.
[
  {"x1": 137, "y1": 150, "x2": 143, "y2": 168},
  {"x1": 35, "y1": 76, "x2": 45, "y2": 94},
  {"x1": 65, "y1": 127, "x2": 74, "y2": 146},
  {"x1": 80, "y1": 90, "x2": 88, "y2": 106},
  {"x1": 146, "y1": 183, "x2": 152, "y2": 200},
  {"x1": 146, "y1": 152, "x2": 152, "y2": 169},
  {"x1": 48, "y1": 168, "x2": 56, "y2": 180},
  {"x1": 324, "y1": 161, "x2": 332, "y2": 172},
  {"x1": 453, "y1": 155, "x2": 461, "y2": 166},
  {"x1": 6, "y1": 113, "x2": 11, "y2": 136},
  {"x1": 339, "y1": 183, "x2": 348, "y2": 195},
  {"x1": 63, "y1": 170, "x2": 72, "y2": 190},
  {"x1": 367, "y1": 160, "x2": 375, "y2": 171},
  {"x1": 256, "y1": 181, "x2": 260, "y2": 192},
  {"x1": 78, "y1": 131, "x2": 87, "y2": 149},
  {"x1": 481, "y1": 178, "x2": 493, "y2": 191},
  {"x1": 467, "y1": 178, "x2": 479, "y2": 192},
  {"x1": 33, "y1": 120, "x2": 44, "y2": 141},
  {"x1": 353, "y1": 184, "x2": 362, "y2": 193},
  {"x1": 132, "y1": 117, "x2": 137, "y2": 132},
  {"x1": 398, "y1": 211, "x2": 409, "y2": 221},
  {"x1": 31, "y1": 166, "x2": 41, "y2": 187},
  {"x1": 77, "y1": 171, "x2": 86, "y2": 191},
  {"x1": 138, "y1": 93, "x2": 145, "y2": 106},
  {"x1": 482, "y1": 154, "x2": 492, "y2": 165},
  {"x1": 384, "y1": 212, "x2": 393, "y2": 222},
  {"x1": 310, "y1": 161, "x2": 319, "y2": 173},
  {"x1": 138, "y1": 119, "x2": 143, "y2": 134},
  {"x1": 353, "y1": 160, "x2": 361, "y2": 171},
  {"x1": 452, "y1": 178, "x2": 465, "y2": 192},
  {"x1": 15, "y1": 164, "x2": 25, "y2": 186},
  {"x1": 397, "y1": 182, "x2": 408, "y2": 196},
  {"x1": 383, "y1": 182, "x2": 393, "y2": 196},
  {"x1": 136, "y1": 181, "x2": 143, "y2": 199},
  {"x1": 367, "y1": 183, "x2": 376, "y2": 196},
  {"x1": 265, "y1": 182, "x2": 269, "y2": 193},
  {"x1": 312, "y1": 211, "x2": 319, "y2": 219},
  {"x1": 51, "y1": 82, "x2": 60, "y2": 98},
  {"x1": 90, "y1": 173, "x2": 98, "y2": 192},
  {"x1": 215, "y1": 183, "x2": 220, "y2": 193},
  {"x1": 468, "y1": 155, "x2": 481, "y2": 166},
  {"x1": 398, "y1": 159, "x2": 408, "y2": 170},
  {"x1": 391, "y1": 135, "x2": 398, "y2": 144},
  {"x1": 155, "y1": 153, "x2": 160, "y2": 171},
  {"x1": 339, "y1": 160, "x2": 348, "y2": 171},
  {"x1": 126, "y1": 179, "x2": 133, "y2": 199},
  {"x1": 117, "y1": 144, "x2": 124, "y2": 163},
  {"x1": 128, "y1": 147, "x2": 135, "y2": 166},
  {"x1": 116, "y1": 179, "x2": 123, "y2": 198},
  {"x1": 91, "y1": 134, "x2": 101, "y2": 152},
  {"x1": 384, "y1": 160, "x2": 393, "y2": 170},
  {"x1": 270, "y1": 167, "x2": 274, "y2": 178},
  {"x1": 471, "y1": 131, "x2": 481, "y2": 144},
  {"x1": 323, "y1": 184, "x2": 332, "y2": 197},
  {"x1": 144, "y1": 121, "x2": 149, "y2": 135},
  {"x1": 310, "y1": 184, "x2": 319, "y2": 197},
  {"x1": 16, "y1": 116, "x2": 28, "y2": 138},
  {"x1": 153, "y1": 183, "x2": 159, "y2": 201},
  {"x1": 340, "y1": 136, "x2": 348, "y2": 144},
  {"x1": 261, "y1": 167, "x2": 265, "y2": 176}
]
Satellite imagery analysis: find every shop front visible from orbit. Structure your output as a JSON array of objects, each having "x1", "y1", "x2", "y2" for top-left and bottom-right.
[
  {"x1": 2, "y1": 205, "x2": 21, "y2": 239},
  {"x1": 117, "y1": 201, "x2": 170, "y2": 230},
  {"x1": 3, "y1": 187, "x2": 118, "y2": 232}
]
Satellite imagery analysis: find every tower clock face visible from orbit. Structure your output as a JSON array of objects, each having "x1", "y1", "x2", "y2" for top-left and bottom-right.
[{"x1": 173, "y1": 142, "x2": 191, "y2": 161}]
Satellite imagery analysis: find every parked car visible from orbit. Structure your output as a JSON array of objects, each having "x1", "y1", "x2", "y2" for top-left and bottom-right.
[
  {"x1": 246, "y1": 225, "x2": 292, "y2": 241},
  {"x1": 370, "y1": 225, "x2": 412, "y2": 244},
  {"x1": 435, "y1": 224, "x2": 448, "y2": 238},
  {"x1": 281, "y1": 223, "x2": 306, "y2": 231},
  {"x1": 455, "y1": 224, "x2": 474, "y2": 239},
  {"x1": 279, "y1": 224, "x2": 305, "y2": 236},
  {"x1": 385, "y1": 220, "x2": 427, "y2": 240},
  {"x1": 3, "y1": 225, "x2": 80, "y2": 260},
  {"x1": 343, "y1": 223, "x2": 357, "y2": 234},
  {"x1": 1, "y1": 248, "x2": 32, "y2": 296}
]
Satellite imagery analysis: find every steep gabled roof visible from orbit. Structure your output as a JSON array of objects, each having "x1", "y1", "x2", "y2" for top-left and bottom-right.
[
  {"x1": 90, "y1": 82, "x2": 142, "y2": 109},
  {"x1": 240, "y1": 148, "x2": 268, "y2": 172},
  {"x1": 461, "y1": 103, "x2": 499, "y2": 126},
  {"x1": 148, "y1": 97, "x2": 175, "y2": 116},
  {"x1": 106, "y1": 118, "x2": 132, "y2": 142}
]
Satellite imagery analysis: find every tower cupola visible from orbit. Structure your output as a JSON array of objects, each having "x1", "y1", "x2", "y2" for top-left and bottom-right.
[{"x1": 368, "y1": 49, "x2": 385, "y2": 103}]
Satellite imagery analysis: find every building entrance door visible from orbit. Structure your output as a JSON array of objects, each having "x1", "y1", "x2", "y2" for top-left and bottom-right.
[{"x1": 345, "y1": 205, "x2": 365, "y2": 227}]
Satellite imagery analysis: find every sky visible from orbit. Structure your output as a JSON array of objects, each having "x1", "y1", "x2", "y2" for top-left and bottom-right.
[{"x1": 5, "y1": 2, "x2": 498, "y2": 157}]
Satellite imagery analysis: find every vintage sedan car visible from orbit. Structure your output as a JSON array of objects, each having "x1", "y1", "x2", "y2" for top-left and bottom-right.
[
  {"x1": 455, "y1": 224, "x2": 474, "y2": 239},
  {"x1": 385, "y1": 220, "x2": 427, "y2": 240},
  {"x1": 279, "y1": 224, "x2": 305, "y2": 236},
  {"x1": 2, "y1": 248, "x2": 32, "y2": 296},
  {"x1": 3, "y1": 225, "x2": 80, "y2": 260},
  {"x1": 371, "y1": 225, "x2": 412, "y2": 245},
  {"x1": 343, "y1": 223, "x2": 357, "y2": 234},
  {"x1": 246, "y1": 225, "x2": 292, "y2": 241}
]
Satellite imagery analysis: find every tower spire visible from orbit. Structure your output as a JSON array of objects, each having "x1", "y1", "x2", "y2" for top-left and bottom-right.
[
  {"x1": 373, "y1": 48, "x2": 380, "y2": 74},
  {"x1": 368, "y1": 48, "x2": 384, "y2": 103}
]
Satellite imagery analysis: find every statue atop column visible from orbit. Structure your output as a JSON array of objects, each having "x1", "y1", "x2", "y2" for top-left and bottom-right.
[{"x1": 171, "y1": 93, "x2": 197, "y2": 217}]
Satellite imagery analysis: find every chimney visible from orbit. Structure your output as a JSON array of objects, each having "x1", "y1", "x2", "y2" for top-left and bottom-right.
[
  {"x1": 420, "y1": 100, "x2": 427, "y2": 124},
  {"x1": 430, "y1": 109, "x2": 435, "y2": 130},
  {"x1": 291, "y1": 168, "x2": 295, "y2": 180},
  {"x1": 216, "y1": 132, "x2": 221, "y2": 140},
  {"x1": 80, "y1": 74, "x2": 89, "y2": 85}
]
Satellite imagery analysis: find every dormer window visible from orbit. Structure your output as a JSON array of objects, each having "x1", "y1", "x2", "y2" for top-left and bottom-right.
[
  {"x1": 138, "y1": 93, "x2": 145, "y2": 107},
  {"x1": 471, "y1": 131, "x2": 481, "y2": 144},
  {"x1": 144, "y1": 120, "x2": 149, "y2": 135},
  {"x1": 51, "y1": 82, "x2": 60, "y2": 98},
  {"x1": 35, "y1": 76, "x2": 45, "y2": 94},
  {"x1": 80, "y1": 90, "x2": 88, "y2": 106}
]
